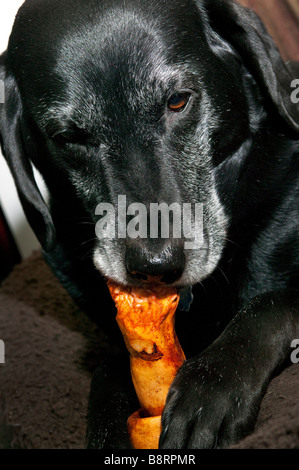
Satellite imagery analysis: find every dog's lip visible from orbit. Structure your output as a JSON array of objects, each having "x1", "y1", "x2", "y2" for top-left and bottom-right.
[
  {"x1": 127, "y1": 273, "x2": 168, "y2": 287},
  {"x1": 113, "y1": 274, "x2": 193, "y2": 292}
]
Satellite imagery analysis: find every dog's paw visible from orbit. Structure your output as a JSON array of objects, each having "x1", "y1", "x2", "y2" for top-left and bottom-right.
[{"x1": 159, "y1": 349, "x2": 260, "y2": 449}]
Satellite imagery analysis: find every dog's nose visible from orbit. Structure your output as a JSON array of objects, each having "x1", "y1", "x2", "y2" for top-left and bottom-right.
[{"x1": 125, "y1": 243, "x2": 185, "y2": 284}]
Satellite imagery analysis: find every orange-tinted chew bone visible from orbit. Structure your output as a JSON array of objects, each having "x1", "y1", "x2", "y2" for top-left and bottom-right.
[{"x1": 107, "y1": 281, "x2": 185, "y2": 449}]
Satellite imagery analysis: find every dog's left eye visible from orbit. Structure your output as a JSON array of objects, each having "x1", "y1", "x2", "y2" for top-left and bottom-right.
[
  {"x1": 52, "y1": 130, "x2": 79, "y2": 145},
  {"x1": 167, "y1": 92, "x2": 191, "y2": 112}
]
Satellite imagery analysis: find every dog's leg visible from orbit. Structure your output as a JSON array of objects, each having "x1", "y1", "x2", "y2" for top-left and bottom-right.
[
  {"x1": 86, "y1": 355, "x2": 139, "y2": 449},
  {"x1": 159, "y1": 289, "x2": 299, "y2": 449}
]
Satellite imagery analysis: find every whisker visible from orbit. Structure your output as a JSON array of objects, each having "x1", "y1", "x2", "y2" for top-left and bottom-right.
[
  {"x1": 197, "y1": 280, "x2": 207, "y2": 297},
  {"x1": 80, "y1": 238, "x2": 98, "y2": 248},
  {"x1": 224, "y1": 237, "x2": 240, "y2": 249},
  {"x1": 61, "y1": 237, "x2": 97, "y2": 259},
  {"x1": 216, "y1": 266, "x2": 230, "y2": 286},
  {"x1": 209, "y1": 274, "x2": 224, "y2": 296},
  {"x1": 75, "y1": 221, "x2": 96, "y2": 227}
]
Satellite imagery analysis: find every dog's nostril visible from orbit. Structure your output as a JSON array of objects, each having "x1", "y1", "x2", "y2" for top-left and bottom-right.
[
  {"x1": 131, "y1": 272, "x2": 149, "y2": 281},
  {"x1": 125, "y1": 244, "x2": 185, "y2": 284}
]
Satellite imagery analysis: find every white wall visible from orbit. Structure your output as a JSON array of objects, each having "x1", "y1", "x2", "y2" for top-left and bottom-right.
[{"x1": 0, "y1": 1, "x2": 47, "y2": 259}]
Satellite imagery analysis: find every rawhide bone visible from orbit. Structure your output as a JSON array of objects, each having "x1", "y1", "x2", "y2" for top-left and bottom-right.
[{"x1": 107, "y1": 280, "x2": 185, "y2": 449}]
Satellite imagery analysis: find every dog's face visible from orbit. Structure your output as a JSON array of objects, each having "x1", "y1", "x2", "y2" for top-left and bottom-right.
[{"x1": 1, "y1": 0, "x2": 298, "y2": 288}]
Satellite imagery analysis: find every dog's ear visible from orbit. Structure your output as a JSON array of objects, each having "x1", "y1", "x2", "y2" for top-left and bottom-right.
[
  {"x1": 203, "y1": 0, "x2": 299, "y2": 132},
  {"x1": 0, "y1": 55, "x2": 56, "y2": 252}
]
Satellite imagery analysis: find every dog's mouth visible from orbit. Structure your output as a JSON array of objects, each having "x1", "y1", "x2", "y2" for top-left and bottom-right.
[
  {"x1": 123, "y1": 272, "x2": 193, "y2": 310},
  {"x1": 131, "y1": 273, "x2": 161, "y2": 282},
  {"x1": 127, "y1": 272, "x2": 179, "y2": 285},
  {"x1": 93, "y1": 229, "x2": 223, "y2": 293}
]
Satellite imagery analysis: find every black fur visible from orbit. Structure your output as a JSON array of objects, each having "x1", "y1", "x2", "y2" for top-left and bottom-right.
[{"x1": 0, "y1": 0, "x2": 298, "y2": 449}]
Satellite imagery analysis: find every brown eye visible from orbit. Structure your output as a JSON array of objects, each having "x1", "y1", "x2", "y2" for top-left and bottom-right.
[{"x1": 167, "y1": 92, "x2": 191, "y2": 112}]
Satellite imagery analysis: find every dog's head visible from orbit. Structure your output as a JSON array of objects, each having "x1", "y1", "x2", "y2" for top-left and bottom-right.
[{"x1": 1, "y1": 0, "x2": 298, "y2": 288}]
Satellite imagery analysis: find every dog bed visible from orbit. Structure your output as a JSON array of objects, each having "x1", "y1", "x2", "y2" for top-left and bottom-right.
[{"x1": 0, "y1": 251, "x2": 298, "y2": 449}]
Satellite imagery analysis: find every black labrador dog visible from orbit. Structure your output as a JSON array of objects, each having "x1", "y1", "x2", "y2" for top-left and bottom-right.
[{"x1": 1, "y1": 0, "x2": 299, "y2": 449}]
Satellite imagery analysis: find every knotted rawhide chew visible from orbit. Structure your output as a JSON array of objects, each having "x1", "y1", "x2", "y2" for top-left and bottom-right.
[{"x1": 107, "y1": 280, "x2": 185, "y2": 449}]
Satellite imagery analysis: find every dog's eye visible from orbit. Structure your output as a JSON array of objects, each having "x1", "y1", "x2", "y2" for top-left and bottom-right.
[
  {"x1": 52, "y1": 130, "x2": 77, "y2": 145},
  {"x1": 167, "y1": 92, "x2": 191, "y2": 112}
]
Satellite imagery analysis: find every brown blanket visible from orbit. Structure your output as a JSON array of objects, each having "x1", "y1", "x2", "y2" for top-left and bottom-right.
[{"x1": 0, "y1": 251, "x2": 298, "y2": 449}]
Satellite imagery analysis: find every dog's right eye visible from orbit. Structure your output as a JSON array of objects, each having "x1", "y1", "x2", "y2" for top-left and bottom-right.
[{"x1": 167, "y1": 92, "x2": 191, "y2": 113}]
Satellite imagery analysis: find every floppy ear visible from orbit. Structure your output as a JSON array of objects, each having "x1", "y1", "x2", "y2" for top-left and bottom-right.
[
  {"x1": 0, "y1": 54, "x2": 56, "y2": 252},
  {"x1": 202, "y1": 0, "x2": 299, "y2": 132}
]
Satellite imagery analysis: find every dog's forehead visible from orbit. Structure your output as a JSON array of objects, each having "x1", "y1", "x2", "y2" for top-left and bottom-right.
[
  {"x1": 44, "y1": 18, "x2": 198, "y2": 134},
  {"x1": 54, "y1": 11, "x2": 196, "y2": 106},
  {"x1": 8, "y1": 0, "x2": 206, "y2": 104},
  {"x1": 57, "y1": 12, "x2": 176, "y2": 83}
]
